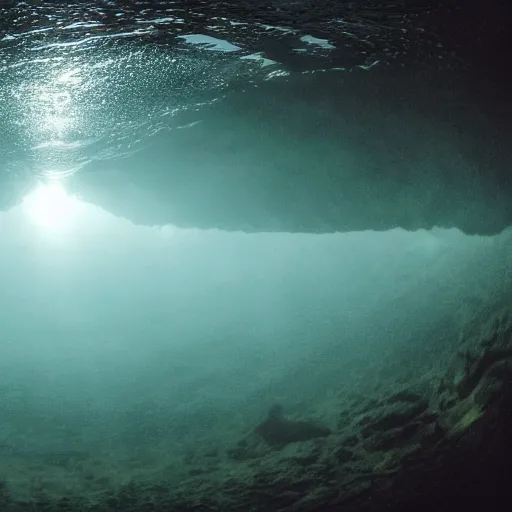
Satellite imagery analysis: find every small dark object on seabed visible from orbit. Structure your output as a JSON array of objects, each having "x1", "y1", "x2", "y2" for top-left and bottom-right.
[{"x1": 255, "y1": 404, "x2": 331, "y2": 447}]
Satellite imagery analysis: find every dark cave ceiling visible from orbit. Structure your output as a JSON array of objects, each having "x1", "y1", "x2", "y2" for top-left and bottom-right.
[{"x1": 1, "y1": 0, "x2": 511, "y2": 234}]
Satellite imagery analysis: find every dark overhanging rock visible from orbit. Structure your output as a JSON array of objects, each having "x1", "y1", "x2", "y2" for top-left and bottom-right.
[
  {"x1": 64, "y1": 63, "x2": 512, "y2": 235},
  {"x1": 1, "y1": 1, "x2": 512, "y2": 235}
]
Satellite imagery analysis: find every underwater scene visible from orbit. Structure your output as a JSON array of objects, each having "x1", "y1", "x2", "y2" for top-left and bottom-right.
[{"x1": 1, "y1": 1, "x2": 512, "y2": 511}]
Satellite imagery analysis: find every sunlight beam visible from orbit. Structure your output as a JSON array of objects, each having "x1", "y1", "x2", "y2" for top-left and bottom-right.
[{"x1": 22, "y1": 182, "x2": 80, "y2": 231}]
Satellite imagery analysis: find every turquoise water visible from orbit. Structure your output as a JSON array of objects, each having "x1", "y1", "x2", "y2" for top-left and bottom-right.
[
  {"x1": 1, "y1": 2, "x2": 512, "y2": 510},
  {"x1": 2, "y1": 196, "x2": 511, "y2": 500}
]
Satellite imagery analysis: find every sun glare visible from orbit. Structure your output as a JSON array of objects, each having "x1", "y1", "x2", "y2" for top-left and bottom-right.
[{"x1": 22, "y1": 182, "x2": 80, "y2": 231}]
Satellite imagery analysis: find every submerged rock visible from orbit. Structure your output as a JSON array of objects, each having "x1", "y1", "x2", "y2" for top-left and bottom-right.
[
  {"x1": 358, "y1": 395, "x2": 430, "y2": 438},
  {"x1": 255, "y1": 404, "x2": 331, "y2": 447}
]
